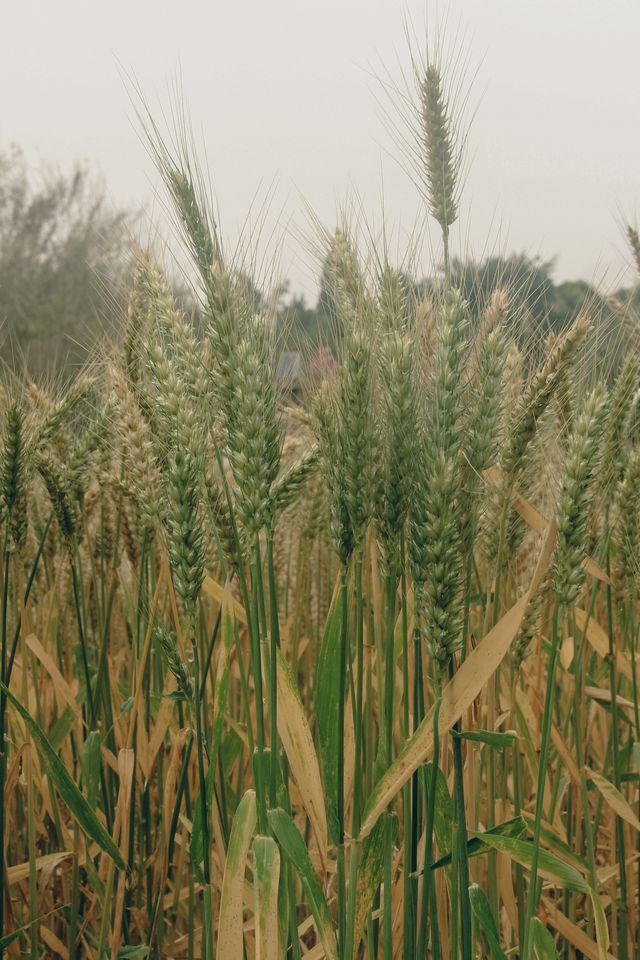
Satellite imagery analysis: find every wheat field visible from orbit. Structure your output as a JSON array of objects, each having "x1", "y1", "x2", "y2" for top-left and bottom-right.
[{"x1": 0, "y1": 46, "x2": 639, "y2": 960}]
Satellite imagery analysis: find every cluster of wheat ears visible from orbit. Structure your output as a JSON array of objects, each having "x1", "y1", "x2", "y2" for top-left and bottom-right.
[{"x1": 1, "y1": 43, "x2": 640, "y2": 960}]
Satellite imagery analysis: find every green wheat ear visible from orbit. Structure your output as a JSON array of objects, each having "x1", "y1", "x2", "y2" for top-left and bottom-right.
[
  {"x1": 0, "y1": 404, "x2": 29, "y2": 554},
  {"x1": 34, "y1": 374, "x2": 94, "y2": 452},
  {"x1": 111, "y1": 367, "x2": 161, "y2": 537},
  {"x1": 615, "y1": 444, "x2": 640, "y2": 590},
  {"x1": 377, "y1": 331, "x2": 416, "y2": 566},
  {"x1": 410, "y1": 290, "x2": 469, "y2": 679},
  {"x1": 36, "y1": 453, "x2": 77, "y2": 552},
  {"x1": 313, "y1": 381, "x2": 351, "y2": 566},
  {"x1": 421, "y1": 63, "x2": 459, "y2": 236},
  {"x1": 165, "y1": 439, "x2": 206, "y2": 618},
  {"x1": 627, "y1": 224, "x2": 640, "y2": 275},
  {"x1": 123, "y1": 250, "x2": 156, "y2": 390},
  {"x1": 325, "y1": 228, "x2": 365, "y2": 324},
  {"x1": 225, "y1": 314, "x2": 281, "y2": 539},
  {"x1": 553, "y1": 384, "x2": 608, "y2": 606},
  {"x1": 599, "y1": 354, "x2": 640, "y2": 501},
  {"x1": 270, "y1": 445, "x2": 320, "y2": 526},
  {"x1": 339, "y1": 330, "x2": 376, "y2": 550},
  {"x1": 155, "y1": 624, "x2": 194, "y2": 702},
  {"x1": 377, "y1": 263, "x2": 411, "y2": 334},
  {"x1": 501, "y1": 314, "x2": 590, "y2": 486},
  {"x1": 167, "y1": 168, "x2": 218, "y2": 281}
]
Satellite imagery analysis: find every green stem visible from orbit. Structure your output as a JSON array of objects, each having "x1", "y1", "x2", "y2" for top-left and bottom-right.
[
  {"x1": 190, "y1": 630, "x2": 211, "y2": 887},
  {"x1": 570, "y1": 610, "x2": 599, "y2": 898},
  {"x1": 70, "y1": 552, "x2": 96, "y2": 728},
  {"x1": 605, "y1": 548, "x2": 629, "y2": 960},
  {"x1": 627, "y1": 603, "x2": 639, "y2": 739},
  {"x1": 383, "y1": 812, "x2": 394, "y2": 960},
  {"x1": 266, "y1": 533, "x2": 281, "y2": 807},
  {"x1": 0, "y1": 537, "x2": 10, "y2": 943},
  {"x1": 485, "y1": 494, "x2": 511, "y2": 920},
  {"x1": 511, "y1": 668, "x2": 526, "y2": 950},
  {"x1": 340, "y1": 544, "x2": 362, "y2": 953},
  {"x1": 190, "y1": 618, "x2": 215, "y2": 960},
  {"x1": 352, "y1": 549, "x2": 365, "y2": 836},
  {"x1": 418, "y1": 696, "x2": 442, "y2": 958},
  {"x1": 68, "y1": 823, "x2": 80, "y2": 958},
  {"x1": 337, "y1": 564, "x2": 349, "y2": 954},
  {"x1": 249, "y1": 544, "x2": 269, "y2": 835},
  {"x1": 399, "y1": 544, "x2": 414, "y2": 960},
  {"x1": 344, "y1": 836, "x2": 362, "y2": 959},
  {"x1": 383, "y1": 567, "x2": 397, "y2": 960},
  {"x1": 384, "y1": 569, "x2": 397, "y2": 769},
  {"x1": 198, "y1": 606, "x2": 223, "y2": 701},
  {"x1": 450, "y1": 676, "x2": 472, "y2": 960},
  {"x1": 522, "y1": 601, "x2": 564, "y2": 960},
  {"x1": 410, "y1": 613, "x2": 425, "y2": 953},
  {"x1": 443, "y1": 227, "x2": 451, "y2": 289}
]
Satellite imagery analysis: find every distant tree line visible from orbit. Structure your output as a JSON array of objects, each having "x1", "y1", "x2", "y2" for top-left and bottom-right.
[
  {"x1": 280, "y1": 251, "x2": 639, "y2": 356},
  {"x1": 1, "y1": 148, "x2": 637, "y2": 378}
]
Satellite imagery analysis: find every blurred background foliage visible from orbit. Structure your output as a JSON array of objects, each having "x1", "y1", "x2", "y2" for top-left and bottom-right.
[
  {"x1": 1, "y1": 147, "x2": 637, "y2": 380},
  {"x1": 0, "y1": 147, "x2": 133, "y2": 377}
]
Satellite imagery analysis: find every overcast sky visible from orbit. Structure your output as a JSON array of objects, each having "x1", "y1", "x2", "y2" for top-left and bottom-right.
[{"x1": 2, "y1": 1, "x2": 640, "y2": 298}]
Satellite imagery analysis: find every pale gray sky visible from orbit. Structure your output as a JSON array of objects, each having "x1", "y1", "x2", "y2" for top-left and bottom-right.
[{"x1": 2, "y1": 1, "x2": 639, "y2": 298}]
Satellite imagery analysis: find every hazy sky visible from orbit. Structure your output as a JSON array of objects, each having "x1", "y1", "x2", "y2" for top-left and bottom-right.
[{"x1": 2, "y1": 1, "x2": 640, "y2": 298}]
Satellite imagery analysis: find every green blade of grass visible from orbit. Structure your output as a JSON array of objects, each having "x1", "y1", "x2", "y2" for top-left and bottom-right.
[
  {"x1": 315, "y1": 583, "x2": 344, "y2": 845},
  {"x1": 471, "y1": 832, "x2": 588, "y2": 893},
  {"x1": 1, "y1": 682, "x2": 125, "y2": 870},
  {"x1": 531, "y1": 918, "x2": 560, "y2": 959},
  {"x1": 430, "y1": 816, "x2": 527, "y2": 871},
  {"x1": 468, "y1": 883, "x2": 508, "y2": 960},
  {"x1": 268, "y1": 807, "x2": 338, "y2": 960}
]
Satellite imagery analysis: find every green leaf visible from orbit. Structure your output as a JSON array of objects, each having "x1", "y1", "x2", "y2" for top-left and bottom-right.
[
  {"x1": 48, "y1": 705, "x2": 76, "y2": 752},
  {"x1": 468, "y1": 884, "x2": 508, "y2": 960},
  {"x1": 431, "y1": 817, "x2": 527, "y2": 871},
  {"x1": 253, "y1": 835, "x2": 280, "y2": 960},
  {"x1": 453, "y1": 729, "x2": 517, "y2": 749},
  {"x1": 586, "y1": 766, "x2": 640, "y2": 831},
  {"x1": 0, "y1": 930, "x2": 21, "y2": 952},
  {"x1": 268, "y1": 807, "x2": 338, "y2": 960},
  {"x1": 218, "y1": 790, "x2": 257, "y2": 960},
  {"x1": 164, "y1": 690, "x2": 189, "y2": 702},
  {"x1": 80, "y1": 730, "x2": 101, "y2": 809},
  {"x1": 516, "y1": 700, "x2": 539, "y2": 781},
  {"x1": 190, "y1": 742, "x2": 216, "y2": 880},
  {"x1": 430, "y1": 763, "x2": 453, "y2": 861},
  {"x1": 588, "y1": 887, "x2": 610, "y2": 959},
  {"x1": 191, "y1": 595, "x2": 235, "y2": 873},
  {"x1": 352, "y1": 815, "x2": 391, "y2": 952},
  {"x1": 277, "y1": 848, "x2": 291, "y2": 959},
  {"x1": 518, "y1": 811, "x2": 591, "y2": 875},
  {"x1": 221, "y1": 726, "x2": 243, "y2": 775},
  {"x1": 531, "y1": 918, "x2": 560, "y2": 959},
  {"x1": 471, "y1": 832, "x2": 588, "y2": 893},
  {"x1": 315, "y1": 582, "x2": 344, "y2": 844},
  {"x1": 1, "y1": 682, "x2": 125, "y2": 870}
]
